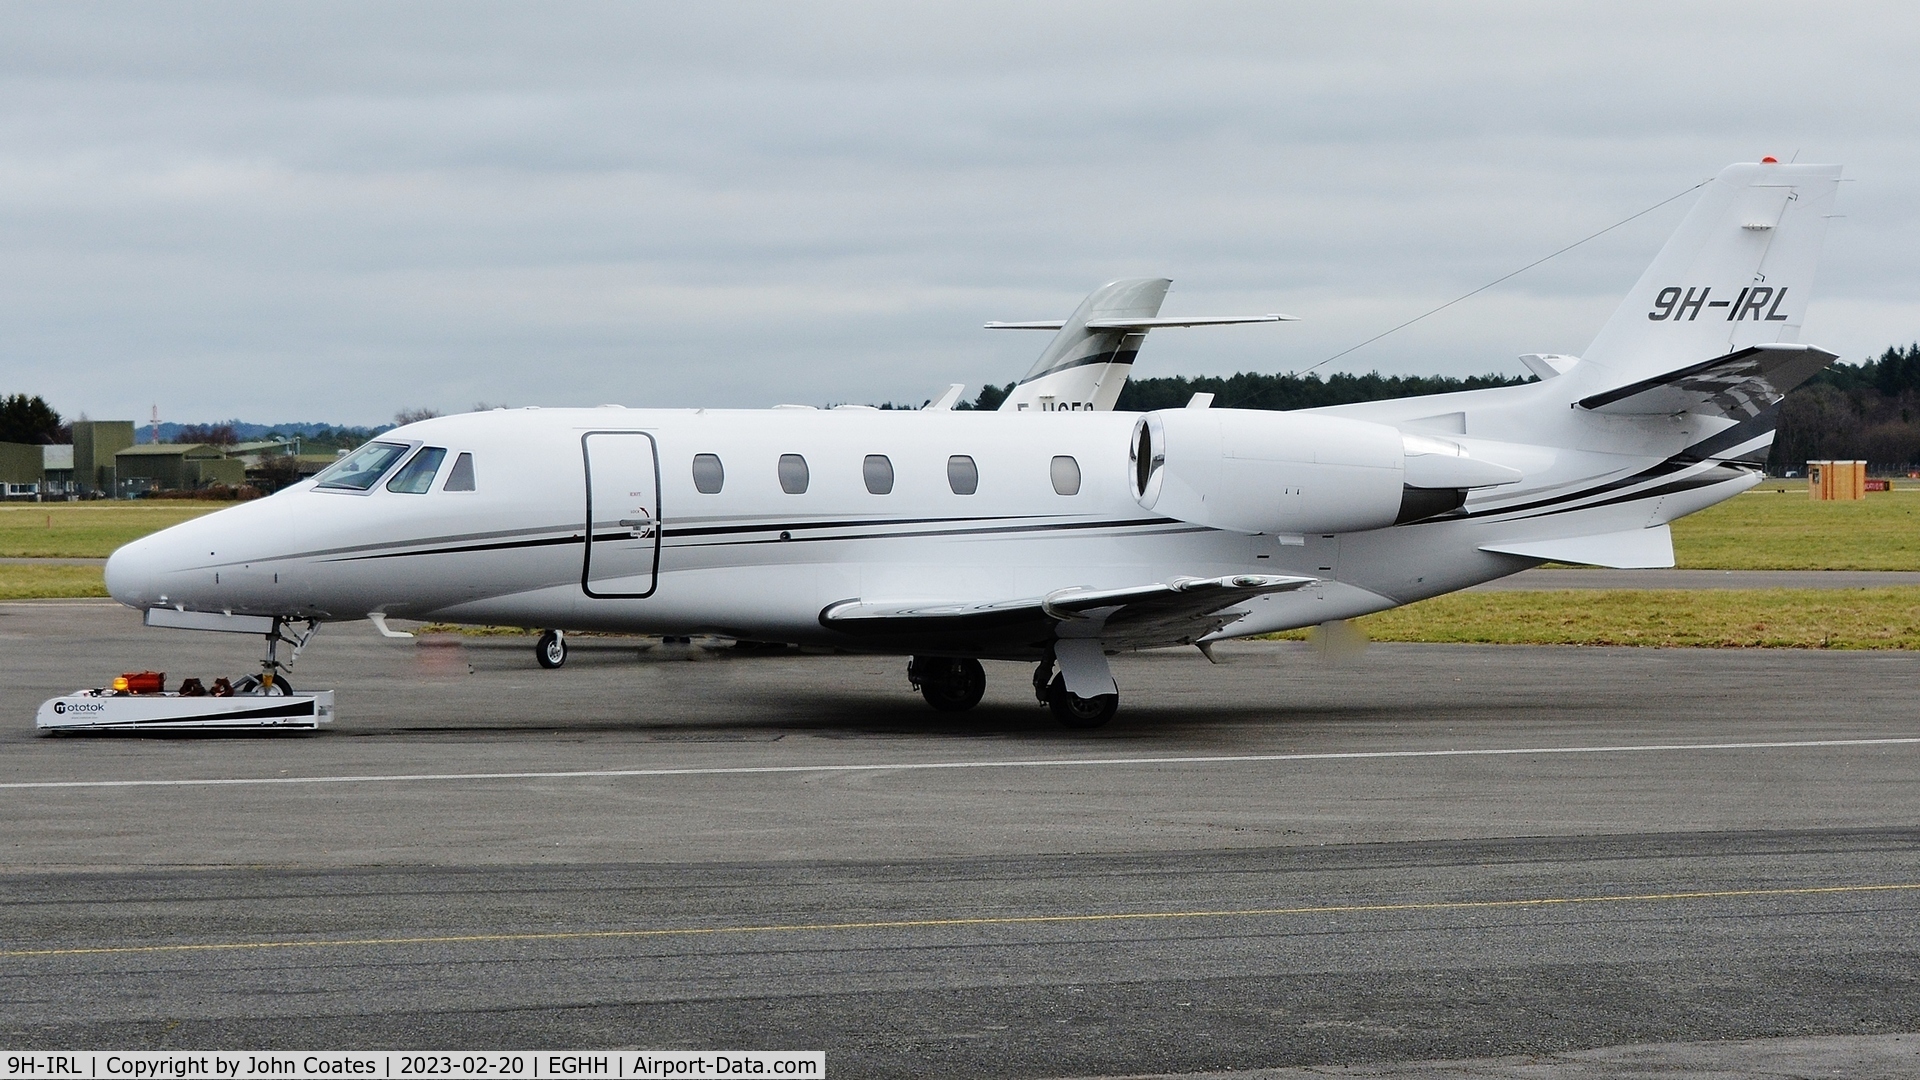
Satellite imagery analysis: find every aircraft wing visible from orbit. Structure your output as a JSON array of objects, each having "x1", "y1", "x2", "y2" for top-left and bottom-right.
[
  {"x1": 820, "y1": 573, "x2": 1315, "y2": 654},
  {"x1": 1577, "y1": 342, "x2": 1838, "y2": 418}
]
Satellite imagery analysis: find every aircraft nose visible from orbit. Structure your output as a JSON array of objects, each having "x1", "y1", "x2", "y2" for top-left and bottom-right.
[{"x1": 104, "y1": 537, "x2": 157, "y2": 610}]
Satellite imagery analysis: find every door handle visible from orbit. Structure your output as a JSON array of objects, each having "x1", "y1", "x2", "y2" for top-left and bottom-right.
[{"x1": 618, "y1": 518, "x2": 654, "y2": 539}]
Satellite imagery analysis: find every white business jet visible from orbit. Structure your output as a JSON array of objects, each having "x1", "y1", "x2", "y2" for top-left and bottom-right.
[{"x1": 105, "y1": 161, "x2": 1840, "y2": 728}]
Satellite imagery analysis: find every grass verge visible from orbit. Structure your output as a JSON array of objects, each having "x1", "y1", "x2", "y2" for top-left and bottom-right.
[
  {"x1": 1672, "y1": 491, "x2": 1920, "y2": 570},
  {"x1": 1270, "y1": 587, "x2": 1920, "y2": 649},
  {"x1": 0, "y1": 564, "x2": 109, "y2": 600},
  {"x1": 0, "y1": 503, "x2": 223, "y2": 558}
]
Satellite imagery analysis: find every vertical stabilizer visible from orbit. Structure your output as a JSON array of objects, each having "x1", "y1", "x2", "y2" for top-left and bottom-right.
[
  {"x1": 1000, "y1": 278, "x2": 1171, "y2": 411},
  {"x1": 1580, "y1": 161, "x2": 1841, "y2": 383}
]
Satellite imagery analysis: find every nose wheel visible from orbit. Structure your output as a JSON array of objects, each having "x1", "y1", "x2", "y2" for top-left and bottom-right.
[
  {"x1": 536, "y1": 629, "x2": 568, "y2": 669},
  {"x1": 908, "y1": 656, "x2": 986, "y2": 712}
]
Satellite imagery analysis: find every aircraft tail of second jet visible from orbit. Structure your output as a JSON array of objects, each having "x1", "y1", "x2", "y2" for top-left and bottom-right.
[{"x1": 996, "y1": 278, "x2": 1171, "y2": 413}]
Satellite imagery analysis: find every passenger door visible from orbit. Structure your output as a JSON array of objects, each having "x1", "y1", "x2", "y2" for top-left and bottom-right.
[{"x1": 582, "y1": 431, "x2": 660, "y2": 598}]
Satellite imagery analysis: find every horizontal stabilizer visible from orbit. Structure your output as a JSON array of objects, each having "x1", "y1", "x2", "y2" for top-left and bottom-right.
[
  {"x1": 1085, "y1": 314, "x2": 1298, "y2": 330},
  {"x1": 987, "y1": 315, "x2": 1297, "y2": 330},
  {"x1": 1480, "y1": 525, "x2": 1674, "y2": 569},
  {"x1": 821, "y1": 573, "x2": 1315, "y2": 650},
  {"x1": 1577, "y1": 343, "x2": 1838, "y2": 418}
]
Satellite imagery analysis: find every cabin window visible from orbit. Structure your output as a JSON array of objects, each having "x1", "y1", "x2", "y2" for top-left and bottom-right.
[
  {"x1": 442, "y1": 452, "x2": 476, "y2": 491},
  {"x1": 778, "y1": 454, "x2": 810, "y2": 494},
  {"x1": 692, "y1": 453, "x2": 724, "y2": 494},
  {"x1": 315, "y1": 441, "x2": 410, "y2": 491},
  {"x1": 863, "y1": 454, "x2": 894, "y2": 495},
  {"x1": 1050, "y1": 455, "x2": 1081, "y2": 496},
  {"x1": 947, "y1": 454, "x2": 978, "y2": 495},
  {"x1": 386, "y1": 447, "x2": 447, "y2": 494}
]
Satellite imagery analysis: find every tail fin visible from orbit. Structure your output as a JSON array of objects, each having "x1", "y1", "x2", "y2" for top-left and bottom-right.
[
  {"x1": 1581, "y1": 161, "x2": 1842, "y2": 383},
  {"x1": 997, "y1": 278, "x2": 1170, "y2": 412}
]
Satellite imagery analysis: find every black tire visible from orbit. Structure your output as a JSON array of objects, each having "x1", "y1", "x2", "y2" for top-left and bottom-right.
[
  {"x1": 1047, "y1": 674, "x2": 1117, "y2": 729},
  {"x1": 235, "y1": 674, "x2": 293, "y2": 696},
  {"x1": 912, "y1": 656, "x2": 987, "y2": 713},
  {"x1": 536, "y1": 629, "x2": 567, "y2": 669}
]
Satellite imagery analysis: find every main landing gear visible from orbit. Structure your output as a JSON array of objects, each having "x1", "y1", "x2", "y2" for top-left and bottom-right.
[
  {"x1": 1031, "y1": 658, "x2": 1118, "y2": 729},
  {"x1": 536, "y1": 629, "x2": 567, "y2": 669},
  {"x1": 907, "y1": 656, "x2": 987, "y2": 712},
  {"x1": 906, "y1": 655, "x2": 1120, "y2": 729}
]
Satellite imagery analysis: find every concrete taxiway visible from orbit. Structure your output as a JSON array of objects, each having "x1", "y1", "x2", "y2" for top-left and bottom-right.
[{"x1": 2, "y1": 600, "x2": 1918, "y2": 1078}]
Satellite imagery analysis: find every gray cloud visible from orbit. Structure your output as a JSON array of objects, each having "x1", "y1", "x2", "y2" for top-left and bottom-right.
[{"x1": 2, "y1": 1, "x2": 1916, "y2": 424}]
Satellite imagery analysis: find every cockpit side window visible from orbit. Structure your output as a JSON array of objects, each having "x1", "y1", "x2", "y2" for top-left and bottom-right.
[
  {"x1": 443, "y1": 452, "x2": 476, "y2": 492},
  {"x1": 315, "y1": 441, "x2": 411, "y2": 491},
  {"x1": 387, "y1": 447, "x2": 448, "y2": 494}
]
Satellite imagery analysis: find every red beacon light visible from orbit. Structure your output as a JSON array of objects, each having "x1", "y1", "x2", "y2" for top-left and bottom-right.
[{"x1": 1761, "y1": 156, "x2": 1779, "y2": 163}]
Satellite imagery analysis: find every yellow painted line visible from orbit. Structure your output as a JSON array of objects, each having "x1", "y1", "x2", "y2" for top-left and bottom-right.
[
  {"x1": 6, "y1": 737, "x2": 1920, "y2": 791},
  {"x1": 8, "y1": 882, "x2": 1918, "y2": 960}
]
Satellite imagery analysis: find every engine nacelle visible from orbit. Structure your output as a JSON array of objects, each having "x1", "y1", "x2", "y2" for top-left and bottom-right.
[{"x1": 1130, "y1": 409, "x2": 1520, "y2": 535}]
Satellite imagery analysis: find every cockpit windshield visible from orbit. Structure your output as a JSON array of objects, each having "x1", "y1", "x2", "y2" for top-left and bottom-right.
[{"x1": 314, "y1": 441, "x2": 412, "y2": 491}]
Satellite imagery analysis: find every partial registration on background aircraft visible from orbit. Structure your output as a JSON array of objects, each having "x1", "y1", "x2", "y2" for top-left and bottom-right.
[{"x1": 58, "y1": 160, "x2": 1841, "y2": 731}]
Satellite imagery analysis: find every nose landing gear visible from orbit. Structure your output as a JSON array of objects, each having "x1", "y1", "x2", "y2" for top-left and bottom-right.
[{"x1": 255, "y1": 617, "x2": 317, "y2": 695}]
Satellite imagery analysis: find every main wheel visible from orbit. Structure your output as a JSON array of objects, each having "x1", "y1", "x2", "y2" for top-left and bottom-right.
[
  {"x1": 536, "y1": 629, "x2": 568, "y2": 669},
  {"x1": 910, "y1": 656, "x2": 987, "y2": 713},
  {"x1": 1047, "y1": 674, "x2": 1117, "y2": 729}
]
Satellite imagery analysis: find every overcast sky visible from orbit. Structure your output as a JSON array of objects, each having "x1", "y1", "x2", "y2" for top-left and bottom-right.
[{"x1": 3, "y1": 2, "x2": 1917, "y2": 427}]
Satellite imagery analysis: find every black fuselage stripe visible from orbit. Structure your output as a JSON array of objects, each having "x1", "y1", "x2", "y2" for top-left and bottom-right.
[
  {"x1": 325, "y1": 517, "x2": 1187, "y2": 562},
  {"x1": 330, "y1": 534, "x2": 584, "y2": 562},
  {"x1": 674, "y1": 519, "x2": 1205, "y2": 549},
  {"x1": 669, "y1": 513, "x2": 1030, "y2": 538}
]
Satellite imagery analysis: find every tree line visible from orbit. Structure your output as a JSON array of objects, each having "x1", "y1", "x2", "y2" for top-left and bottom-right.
[
  {"x1": 1771, "y1": 344, "x2": 1920, "y2": 473},
  {"x1": 955, "y1": 370, "x2": 1535, "y2": 412}
]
